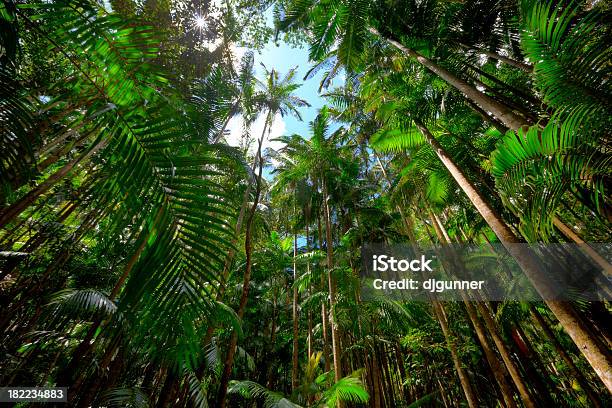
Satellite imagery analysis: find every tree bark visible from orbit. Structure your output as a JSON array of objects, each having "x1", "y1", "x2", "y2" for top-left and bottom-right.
[
  {"x1": 0, "y1": 139, "x2": 106, "y2": 230},
  {"x1": 321, "y1": 177, "x2": 342, "y2": 382},
  {"x1": 317, "y1": 211, "x2": 332, "y2": 372},
  {"x1": 432, "y1": 300, "x2": 479, "y2": 408},
  {"x1": 429, "y1": 213, "x2": 529, "y2": 408},
  {"x1": 291, "y1": 229, "x2": 299, "y2": 391},
  {"x1": 457, "y1": 42, "x2": 533, "y2": 72},
  {"x1": 476, "y1": 302, "x2": 537, "y2": 408},
  {"x1": 464, "y1": 300, "x2": 518, "y2": 408},
  {"x1": 368, "y1": 27, "x2": 529, "y2": 132},
  {"x1": 413, "y1": 118, "x2": 612, "y2": 392},
  {"x1": 216, "y1": 111, "x2": 268, "y2": 408},
  {"x1": 530, "y1": 305, "x2": 603, "y2": 408},
  {"x1": 553, "y1": 217, "x2": 612, "y2": 275}
]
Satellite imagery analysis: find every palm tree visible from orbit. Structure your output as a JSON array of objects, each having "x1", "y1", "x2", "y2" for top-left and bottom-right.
[
  {"x1": 216, "y1": 64, "x2": 309, "y2": 408},
  {"x1": 210, "y1": 51, "x2": 258, "y2": 144},
  {"x1": 340, "y1": 22, "x2": 612, "y2": 390},
  {"x1": 270, "y1": 162, "x2": 314, "y2": 391},
  {"x1": 227, "y1": 356, "x2": 369, "y2": 408},
  {"x1": 277, "y1": 0, "x2": 531, "y2": 132},
  {"x1": 274, "y1": 107, "x2": 350, "y2": 383},
  {"x1": 2, "y1": 1, "x2": 611, "y2": 406},
  {"x1": 0, "y1": 1, "x2": 241, "y2": 404}
]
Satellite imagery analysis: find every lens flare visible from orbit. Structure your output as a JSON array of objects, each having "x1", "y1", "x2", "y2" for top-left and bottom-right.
[{"x1": 194, "y1": 15, "x2": 206, "y2": 29}]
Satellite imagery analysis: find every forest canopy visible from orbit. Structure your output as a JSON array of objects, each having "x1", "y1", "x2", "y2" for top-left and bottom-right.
[{"x1": 0, "y1": 0, "x2": 610, "y2": 407}]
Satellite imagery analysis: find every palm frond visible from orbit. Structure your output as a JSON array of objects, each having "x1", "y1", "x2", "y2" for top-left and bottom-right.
[
  {"x1": 370, "y1": 128, "x2": 425, "y2": 153},
  {"x1": 47, "y1": 288, "x2": 117, "y2": 323},
  {"x1": 521, "y1": 0, "x2": 611, "y2": 129},
  {"x1": 319, "y1": 370, "x2": 369, "y2": 407},
  {"x1": 491, "y1": 123, "x2": 610, "y2": 239},
  {"x1": 228, "y1": 380, "x2": 302, "y2": 408},
  {"x1": 101, "y1": 387, "x2": 150, "y2": 408}
]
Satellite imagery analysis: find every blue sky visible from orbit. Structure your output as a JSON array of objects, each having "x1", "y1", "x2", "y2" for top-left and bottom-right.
[
  {"x1": 253, "y1": 41, "x2": 330, "y2": 135},
  {"x1": 226, "y1": 38, "x2": 341, "y2": 155}
]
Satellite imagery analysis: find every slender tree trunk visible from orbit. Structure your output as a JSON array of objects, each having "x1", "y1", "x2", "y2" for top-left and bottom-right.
[
  {"x1": 464, "y1": 300, "x2": 518, "y2": 408},
  {"x1": 304, "y1": 223, "x2": 313, "y2": 359},
  {"x1": 530, "y1": 305, "x2": 603, "y2": 408},
  {"x1": 429, "y1": 213, "x2": 530, "y2": 408},
  {"x1": 368, "y1": 27, "x2": 529, "y2": 132},
  {"x1": 466, "y1": 99, "x2": 509, "y2": 135},
  {"x1": 378, "y1": 344, "x2": 395, "y2": 407},
  {"x1": 413, "y1": 118, "x2": 612, "y2": 391},
  {"x1": 476, "y1": 302, "x2": 537, "y2": 408},
  {"x1": 369, "y1": 351, "x2": 383, "y2": 408},
  {"x1": 197, "y1": 123, "x2": 261, "y2": 360},
  {"x1": 317, "y1": 212, "x2": 332, "y2": 372},
  {"x1": 321, "y1": 177, "x2": 342, "y2": 382},
  {"x1": 394, "y1": 343, "x2": 409, "y2": 402},
  {"x1": 374, "y1": 153, "x2": 419, "y2": 242},
  {"x1": 471, "y1": 78, "x2": 537, "y2": 124},
  {"x1": 216, "y1": 112, "x2": 268, "y2": 408},
  {"x1": 553, "y1": 217, "x2": 612, "y2": 274},
  {"x1": 432, "y1": 300, "x2": 479, "y2": 408},
  {"x1": 419, "y1": 211, "x2": 471, "y2": 406},
  {"x1": 157, "y1": 369, "x2": 179, "y2": 408},
  {"x1": 266, "y1": 290, "x2": 279, "y2": 389},
  {"x1": 457, "y1": 42, "x2": 533, "y2": 72},
  {"x1": 510, "y1": 323, "x2": 558, "y2": 405},
  {"x1": 467, "y1": 62, "x2": 543, "y2": 108},
  {"x1": 0, "y1": 139, "x2": 107, "y2": 229},
  {"x1": 212, "y1": 101, "x2": 238, "y2": 143},
  {"x1": 291, "y1": 228, "x2": 299, "y2": 391}
]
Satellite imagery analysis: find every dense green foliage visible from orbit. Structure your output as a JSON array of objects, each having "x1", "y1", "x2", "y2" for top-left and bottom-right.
[{"x1": 0, "y1": 0, "x2": 610, "y2": 407}]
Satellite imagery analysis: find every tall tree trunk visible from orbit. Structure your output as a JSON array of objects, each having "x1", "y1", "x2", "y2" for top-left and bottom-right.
[
  {"x1": 157, "y1": 369, "x2": 179, "y2": 408},
  {"x1": 393, "y1": 342, "x2": 409, "y2": 402},
  {"x1": 553, "y1": 217, "x2": 612, "y2": 274},
  {"x1": 368, "y1": 27, "x2": 529, "y2": 132},
  {"x1": 509, "y1": 323, "x2": 557, "y2": 406},
  {"x1": 530, "y1": 305, "x2": 603, "y2": 408},
  {"x1": 317, "y1": 211, "x2": 332, "y2": 372},
  {"x1": 432, "y1": 300, "x2": 480, "y2": 408},
  {"x1": 266, "y1": 290, "x2": 279, "y2": 389},
  {"x1": 216, "y1": 112, "x2": 269, "y2": 408},
  {"x1": 429, "y1": 213, "x2": 531, "y2": 408},
  {"x1": 427, "y1": 212, "x2": 498, "y2": 404},
  {"x1": 464, "y1": 300, "x2": 518, "y2": 408},
  {"x1": 413, "y1": 117, "x2": 612, "y2": 391},
  {"x1": 0, "y1": 139, "x2": 107, "y2": 229},
  {"x1": 212, "y1": 101, "x2": 238, "y2": 143},
  {"x1": 197, "y1": 120, "x2": 262, "y2": 363},
  {"x1": 369, "y1": 351, "x2": 383, "y2": 408},
  {"x1": 305, "y1": 223, "x2": 313, "y2": 359},
  {"x1": 457, "y1": 42, "x2": 533, "y2": 72},
  {"x1": 212, "y1": 115, "x2": 265, "y2": 300},
  {"x1": 321, "y1": 177, "x2": 342, "y2": 382},
  {"x1": 476, "y1": 302, "x2": 537, "y2": 408},
  {"x1": 291, "y1": 228, "x2": 299, "y2": 391}
]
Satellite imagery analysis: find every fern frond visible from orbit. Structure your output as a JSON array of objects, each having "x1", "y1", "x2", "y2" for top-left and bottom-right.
[
  {"x1": 370, "y1": 128, "x2": 425, "y2": 152},
  {"x1": 491, "y1": 124, "x2": 610, "y2": 240},
  {"x1": 320, "y1": 370, "x2": 369, "y2": 407}
]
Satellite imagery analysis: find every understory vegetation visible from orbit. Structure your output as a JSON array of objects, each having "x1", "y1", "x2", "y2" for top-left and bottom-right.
[{"x1": 0, "y1": 0, "x2": 610, "y2": 407}]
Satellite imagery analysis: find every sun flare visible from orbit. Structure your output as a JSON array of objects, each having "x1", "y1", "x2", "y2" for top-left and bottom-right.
[{"x1": 194, "y1": 15, "x2": 206, "y2": 29}]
